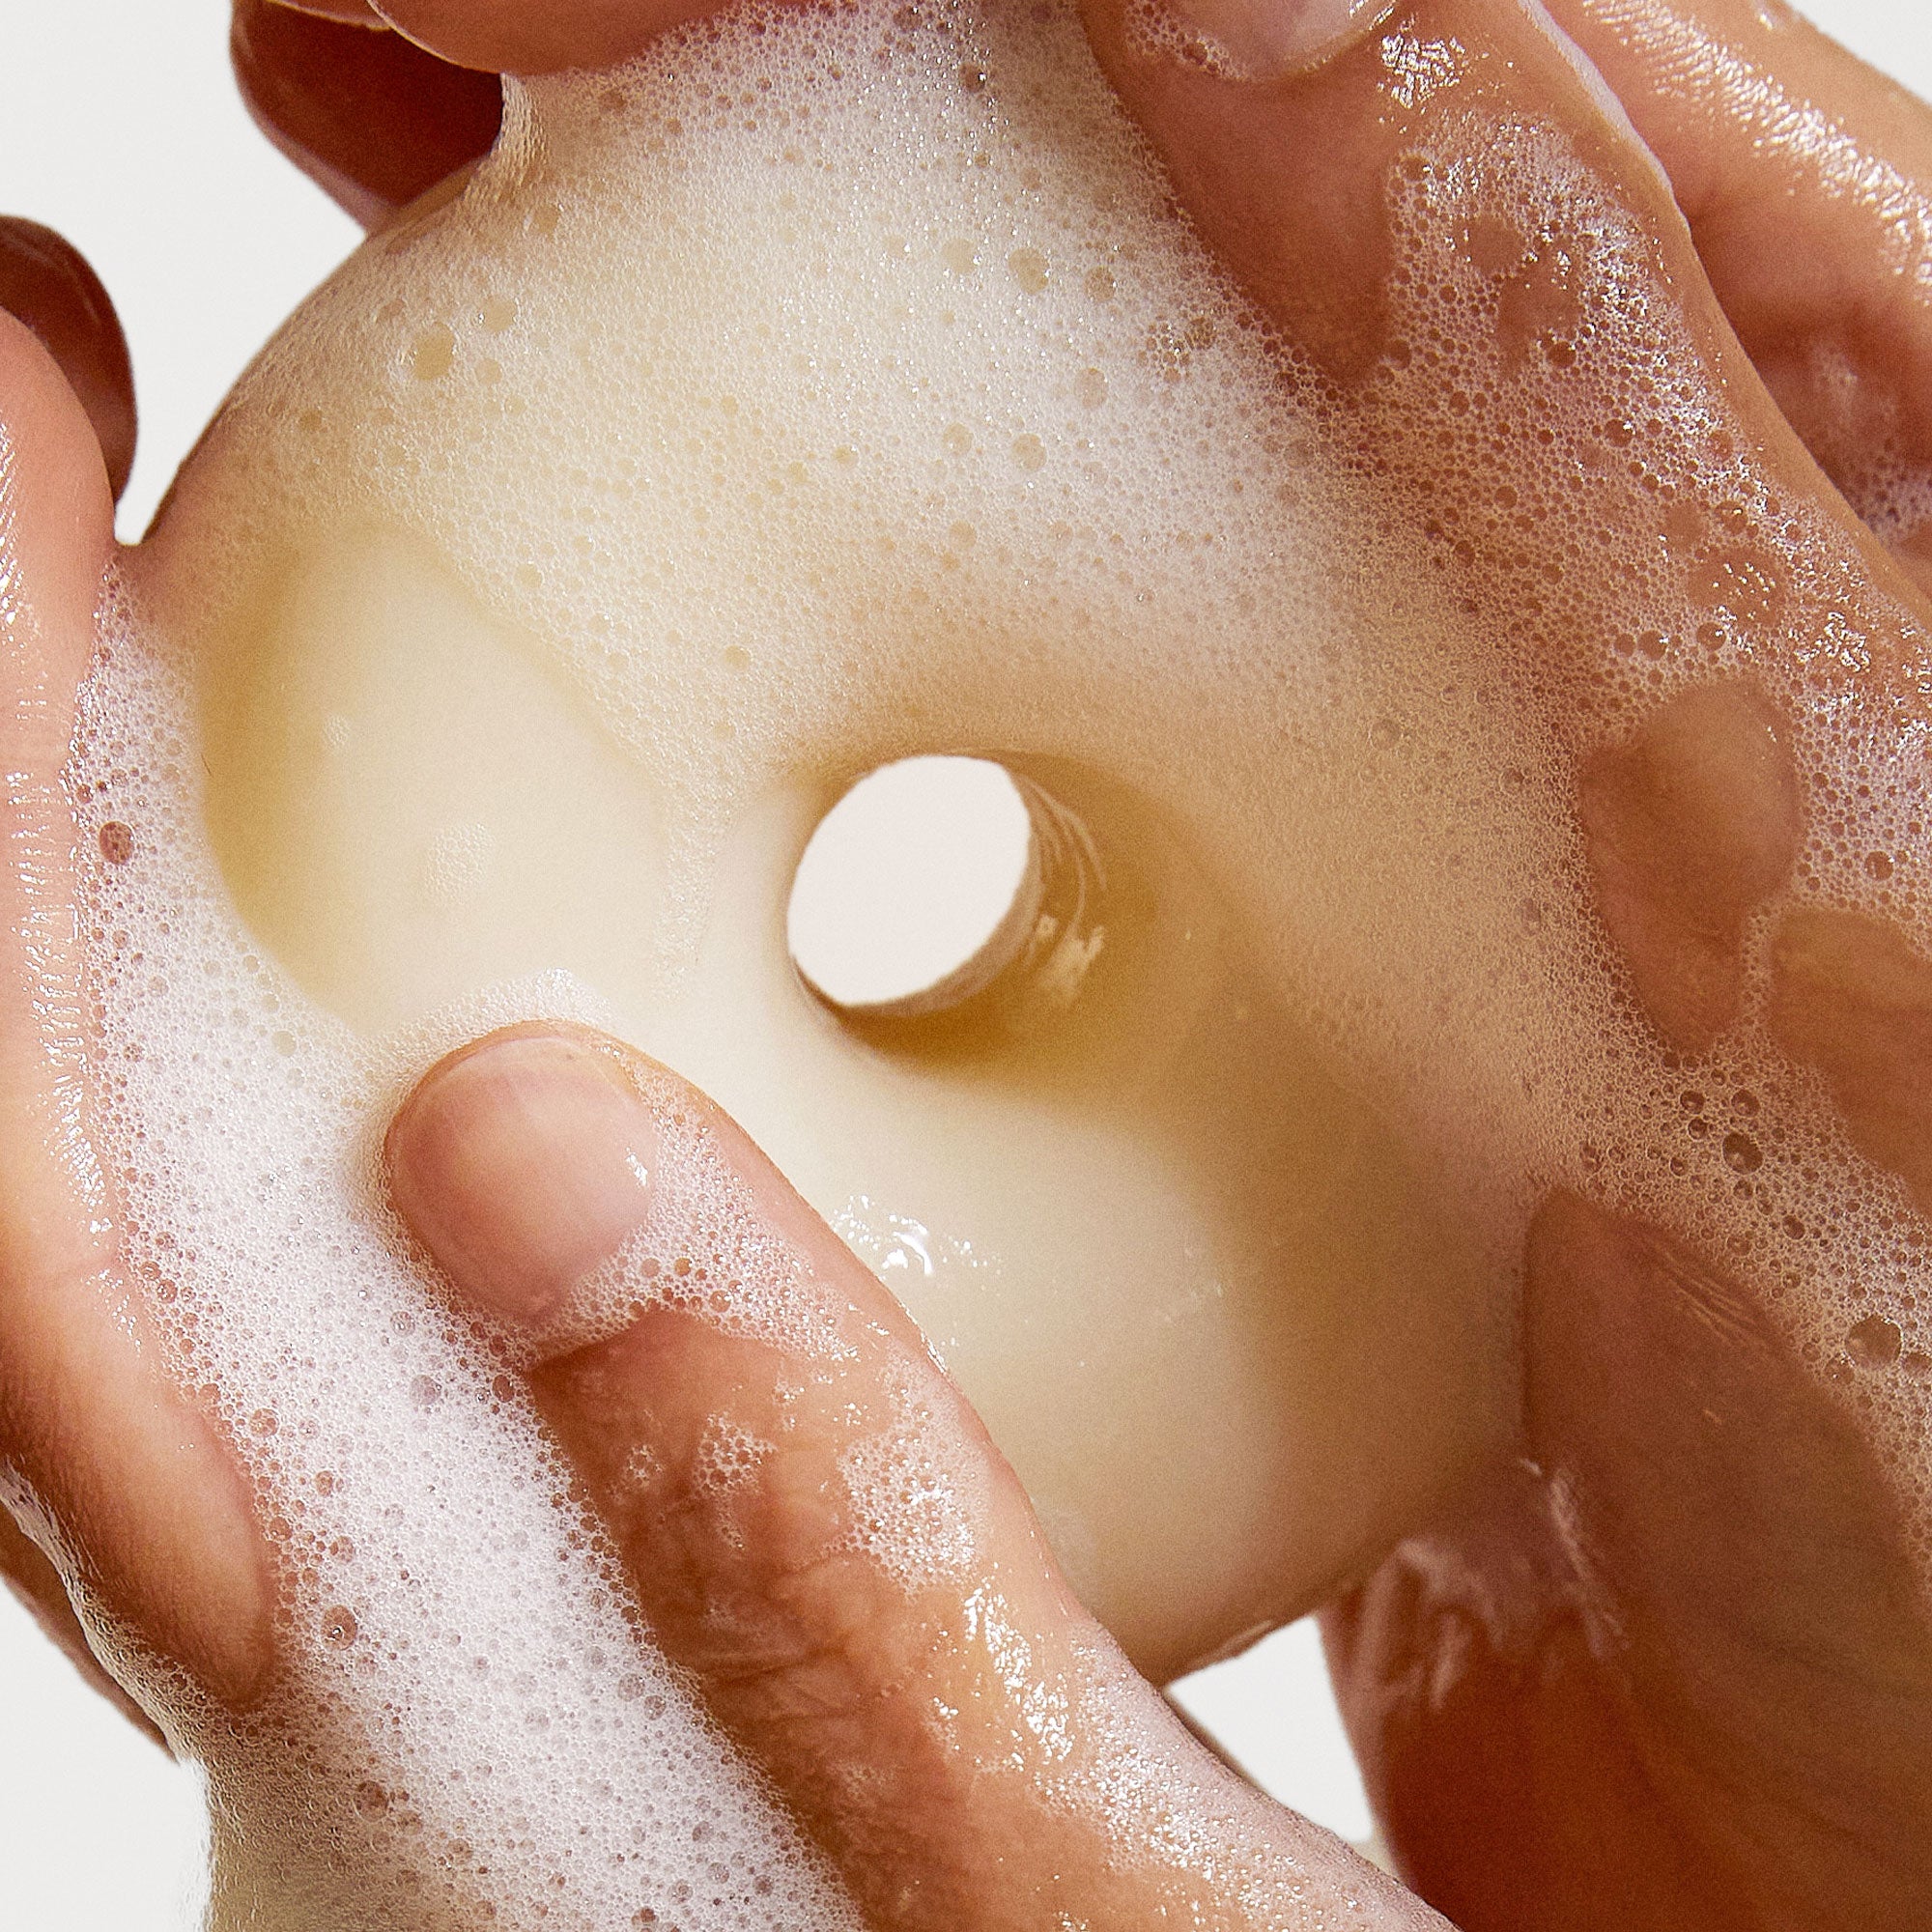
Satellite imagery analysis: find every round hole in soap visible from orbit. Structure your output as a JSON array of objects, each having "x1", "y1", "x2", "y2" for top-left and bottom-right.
[{"x1": 787, "y1": 755, "x2": 1044, "y2": 1018}]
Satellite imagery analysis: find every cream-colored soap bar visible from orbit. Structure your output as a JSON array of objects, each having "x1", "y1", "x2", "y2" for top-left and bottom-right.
[
  {"x1": 177, "y1": 38, "x2": 1527, "y2": 1677},
  {"x1": 200, "y1": 520, "x2": 1502, "y2": 1672}
]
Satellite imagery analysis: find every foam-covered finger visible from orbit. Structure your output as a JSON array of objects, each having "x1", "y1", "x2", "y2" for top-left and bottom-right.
[
  {"x1": 0, "y1": 316, "x2": 270, "y2": 1707},
  {"x1": 387, "y1": 1024, "x2": 1439, "y2": 1931},
  {"x1": 1083, "y1": 0, "x2": 1688, "y2": 367},
  {"x1": 1075, "y1": 0, "x2": 1902, "y2": 576},
  {"x1": 0, "y1": 312, "x2": 124, "y2": 1288},
  {"x1": 1543, "y1": 0, "x2": 1932, "y2": 589},
  {"x1": 0, "y1": 218, "x2": 134, "y2": 502},
  {"x1": 236, "y1": 1, "x2": 502, "y2": 228}
]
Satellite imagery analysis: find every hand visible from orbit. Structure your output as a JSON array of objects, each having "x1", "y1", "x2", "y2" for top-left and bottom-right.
[
  {"x1": 1052, "y1": 5, "x2": 1932, "y2": 1927},
  {"x1": 4, "y1": 2, "x2": 1932, "y2": 1928},
  {"x1": 0, "y1": 287, "x2": 268, "y2": 1725},
  {"x1": 379, "y1": 1023, "x2": 1435, "y2": 1929}
]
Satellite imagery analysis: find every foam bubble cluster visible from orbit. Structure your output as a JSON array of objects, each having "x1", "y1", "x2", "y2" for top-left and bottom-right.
[
  {"x1": 66, "y1": 0, "x2": 1932, "y2": 1919},
  {"x1": 76, "y1": 625, "x2": 866, "y2": 1927}
]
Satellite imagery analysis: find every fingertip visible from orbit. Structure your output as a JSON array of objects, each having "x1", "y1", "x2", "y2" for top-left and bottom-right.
[
  {"x1": 132, "y1": 1438, "x2": 281, "y2": 1715},
  {"x1": 1521, "y1": 1193, "x2": 1932, "y2": 1917},
  {"x1": 0, "y1": 1295, "x2": 279, "y2": 1720},
  {"x1": 371, "y1": 0, "x2": 737, "y2": 74},
  {"x1": 0, "y1": 304, "x2": 116, "y2": 699},
  {"x1": 1142, "y1": 0, "x2": 1396, "y2": 86},
  {"x1": 233, "y1": 0, "x2": 502, "y2": 228},
  {"x1": 0, "y1": 219, "x2": 134, "y2": 506},
  {"x1": 387, "y1": 1023, "x2": 662, "y2": 1330}
]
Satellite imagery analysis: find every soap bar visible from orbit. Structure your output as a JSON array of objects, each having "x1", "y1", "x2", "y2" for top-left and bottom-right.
[{"x1": 175, "y1": 0, "x2": 1515, "y2": 1682}]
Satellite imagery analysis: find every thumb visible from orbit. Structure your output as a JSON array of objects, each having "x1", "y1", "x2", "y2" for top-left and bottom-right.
[
  {"x1": 1324, "y1": 1190, "x2": 1932, "y2": 1932},
  {"x1": 0, "y1": 312, "x2": 271, "y2": 1709},
  {"x1": 385, "y1": 1022, "x2": 1439, "y2": 1932}
]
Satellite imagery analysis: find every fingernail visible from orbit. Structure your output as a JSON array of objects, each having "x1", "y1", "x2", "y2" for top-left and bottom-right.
[
  {"x1": 386, "y1": 1030, "x2": 658, "y2": 1326},
  {"x1": 1155, "y1": 0, "x2": 1395, "y2": 81}
]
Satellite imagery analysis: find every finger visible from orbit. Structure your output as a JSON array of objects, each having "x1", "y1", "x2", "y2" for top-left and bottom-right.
[
  {"x1": 1324, "y1": 1192, "x2": 1932, "y2": 1932},
  {"x1": 1576, "y1": 678, "x2": 1802, "y2": 1055},
  {"x1": 0, "y1": 314, "x2": 271, "y2": 1709},
  {"x1": 0, "y1": 219, "x2": 134, "y2": 504},
  {"x1": 1543, "y1": 0, "x2": 1932, "y2": 589},
  {"x1": 1762, "y1": 904, "x2": 1932, "y2": 1231},
  {"x1": 277, "y1": 0, "x2": 384, "y2": 18},
  {"x1": 1078, "y1": 0, "x2": 1769, "y2": 398},
  {"x1": 368, "y1": 0, "x2": 724, "y2": 74},
  {"x1": 387, "y1": 1024, "x2": 1437, "y2": 1932},
  {"x1": 235, "y1": 1, "x2": 502, "y2": 229},
  {"x1": 0, "y1": 1504, "x2": 166, "y2": 1747}
]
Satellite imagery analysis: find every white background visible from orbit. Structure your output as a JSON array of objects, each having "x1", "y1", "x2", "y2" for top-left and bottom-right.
[{"x1": 0, "y1": 0, "x2": 1928, "y2": 1922}]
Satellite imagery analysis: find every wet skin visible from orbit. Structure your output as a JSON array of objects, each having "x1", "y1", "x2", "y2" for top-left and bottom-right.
[{"x1": 7, "y1": 1, "x2": 1932, "y2": 1925}]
